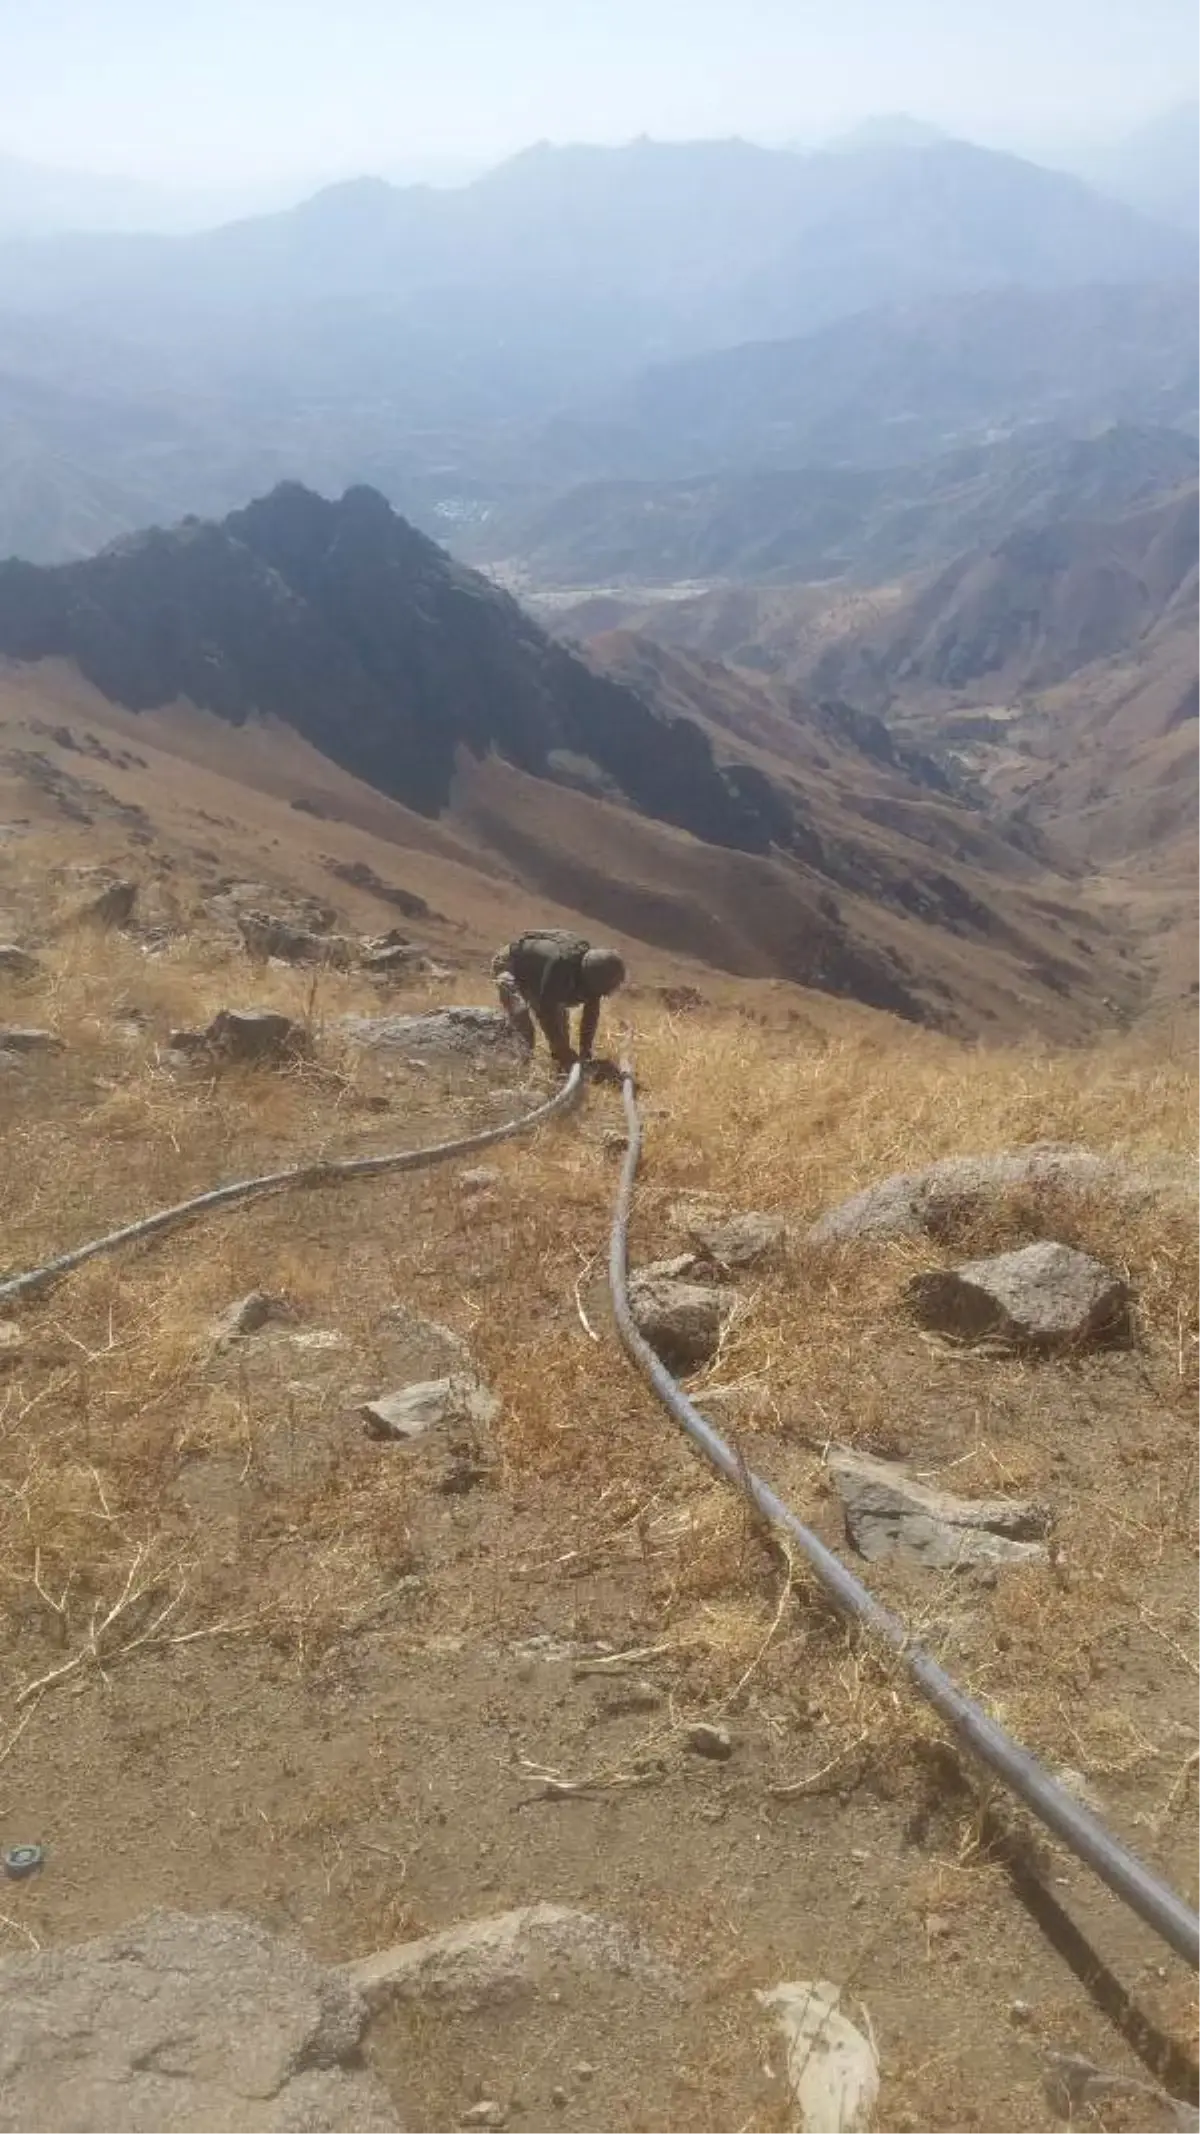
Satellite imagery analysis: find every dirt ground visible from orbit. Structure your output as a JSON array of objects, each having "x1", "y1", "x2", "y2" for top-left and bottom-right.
[{"x1": 0, "y1": 757, "x2": 1197, "y2": 2129}]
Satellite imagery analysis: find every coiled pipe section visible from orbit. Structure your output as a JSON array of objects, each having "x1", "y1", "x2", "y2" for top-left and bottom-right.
[{"x1": 608, "y1": 1063, "x2": 1199, "y2": 1971}]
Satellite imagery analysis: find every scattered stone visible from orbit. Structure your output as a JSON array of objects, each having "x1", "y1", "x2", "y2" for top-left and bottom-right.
[
  {"x1": 1009, "y1": 2000, "x2": 1033, "y2": 2025},
  {"x1": 574, "y1": 2063, "x2": 596, "y2": 2081},
  {"x1": 341, "y1": 1903, "x2": 682, "y2": 2016},
  {"x1": 686, "y1": 1721, "x2": 733, "y2": 1760},
  {"x1": 684, "y1": 1210, "x2": 788, "y2": 1270},
  {"x1": 807, "y1": 1146, "x2": 1181, "y2": 1247},
  {"x1": 635, "y1": 1252, "x2": 702, "y2": 1281},
  {"x1": 597, "y1": 1678, "x2": 663, "y2": 1717},
  {"x1": 0, "y1": 944, "x2": 38, "y2": 978},
  {"x1": 829, "y1": 1447, "x2": 1051, "y2": 1571},
  {"x1": 628, "y1": 1273, "x2": 735, "y2": 1373},
  {"x1": 550, "y1": 2086, "x2": 569, "y2": 2109},
  {"x1": 204, "y1": 1008, "x2": 309, "y2": 1064},
  {"x1": 361, "y1": 1375, "x2": 500, "y2": 1443},
  {"x1": 1042, "y1": 2050, "x2": 1199, "y2": 2132},
  {"x1": 600, "y1": 1128, "x2": 627, "y2": 1157},
  {"x1": 0, "y1": 1026, "x2": 63, "y2": 1053},
  {"x1": 238, "y1": 913, "x2": 352, "y2": 967},
  {"x1": 905, "y1": 1241, "x2": 1132, "y2": 1350},
  {"x1": 758, "y1": 1980, "x2": 880, "y2": 2134},
  {"x1": 1053, "y1": 1764, "x2": 1107, "y2": 1815},
  {"x1": 212, "y1": 1291, "x2": 297, "y2": 1343},
  {"x1": 83, "y1": 877, "x2": 138, "y2": 927},
  {"x1": 459, "y1": 1166, "x2": 501, "y2": 1193},
  {"x1": 0, "y1": 1321, "x2": 24, "y2": 1366},
  {"x1": 340, "y1": 1008, "x2": 520, "y2": 1059},
  {"x1": 0, "y1": 1907, "x2": 397, "y2": 2133},
  {"x1": 324, "y1": 857, "x2": 434, "y2": 920},
  {"x1": 461, "y1": 2103, "x2": 505, "y2": 2130}
]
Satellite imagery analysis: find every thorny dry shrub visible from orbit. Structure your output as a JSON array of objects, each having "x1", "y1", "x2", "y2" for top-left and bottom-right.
[{"x1": 1, "y1": 903, "x2": 1197, "y2": 1891}]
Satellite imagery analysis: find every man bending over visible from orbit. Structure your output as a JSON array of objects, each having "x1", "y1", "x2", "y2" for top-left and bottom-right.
[{"x1": 492, "y1": 930, "x2": 626, "y2": 1071}]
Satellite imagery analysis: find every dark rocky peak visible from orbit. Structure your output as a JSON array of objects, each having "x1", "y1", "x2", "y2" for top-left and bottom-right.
[{"x1": 0, "y1": 483, "x2": 794, "y2": 853}]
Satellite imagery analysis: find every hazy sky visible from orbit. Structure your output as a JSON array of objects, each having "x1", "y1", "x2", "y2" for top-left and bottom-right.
[{"x1": 2, "y1": 0, "x2": 1196, "y2": 184}]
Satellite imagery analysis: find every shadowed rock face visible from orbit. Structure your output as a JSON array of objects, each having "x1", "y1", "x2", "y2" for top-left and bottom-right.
[{"x1": 0, "y1": 481, "x2": 790, "y2": 853}]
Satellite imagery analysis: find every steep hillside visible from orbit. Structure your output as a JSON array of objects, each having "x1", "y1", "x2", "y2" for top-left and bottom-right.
[
  {"x1": 550, "y1": 283, "x2": 1198, "y2": 484},
  {"x1": 0, "y1": 487, "x2": 1146, "y2": 1036},
  {"x1": 811, "y1": 484, "x2": 1199, "y2": 706},
  {"x1": 469, "y1": 427, "x2": 1199, "y2": 589}
]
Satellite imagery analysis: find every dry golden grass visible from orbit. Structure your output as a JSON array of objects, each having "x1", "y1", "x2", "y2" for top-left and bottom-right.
[{"x1": 1, "y1": 838, "x2": 1196, "y2": 2128}]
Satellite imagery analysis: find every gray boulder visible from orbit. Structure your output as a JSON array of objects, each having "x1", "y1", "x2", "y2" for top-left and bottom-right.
[
  {"x1": 342, "y1": 1904, "x2": 681, "y2": 2015},
  {"x1": 807, "y1": 1146, "x2": 1177, "y2": 1246},
  {"x1": 83, "y1": 878, "x2": 138, "y2": 928},
  {"x1": 0, "y1": 943, "x2": 39, "y2": 978},
  {"x1": 361, "y1": 1375, "x2": 500, "y2": 1442},
  {"x1": 212, "y1": 1292, "x2": 297, "y2": 1344},
  {"x1": 204, "y1": 1009, "x2": 309, "y2": 1064},
  {"x1": 237, "y1": 913, "x2": 352, "y2": 967},
  {"x1": 0, "y1": 1907, "x2": 398, "y2": 2132},
  {"x1": 628, "y1": 1273, "x2": 736, "y2": 1373},
  {"x1": 0, "y1": 1026, "x2": 63, "y2": 1053},
  {"x1": 905, "y1": 1241, "x2": 1132, "y2": 1349},
  {"x1": 829, "y1": 1446, "x2": 1051, "y2": 1570}
]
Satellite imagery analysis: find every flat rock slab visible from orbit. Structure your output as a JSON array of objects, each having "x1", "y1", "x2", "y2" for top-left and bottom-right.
[
  {"x1": 342, "y1": 1903, "x2": 683, "y2": 2015},
  {"x1": 830, "y1": 1446, "x2": 1051, "y2": 1570},
  {"x1": 628, "y1": 1273, "x2": 736, "y2": 1373},
  {"x1": 0, "y1": 1907, "x2": 398, "y2": 2132},
  {"x1": 807, "y1": 1145, "x2": 1178, "y2": 1246},
  {"x1": 905, "y1": 1240, "x2": 1131, "y2": 1349},
  {"x1": 361, "y1": 1375, "x2": 500, "y2": 1442},
  {"x1": 341, "y1": 1008, "x2": 520, "y2": 1058}
]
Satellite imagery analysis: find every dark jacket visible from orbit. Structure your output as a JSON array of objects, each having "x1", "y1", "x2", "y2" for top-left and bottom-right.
[{"x1": 501, "y1": 931, "x2": 594, "y2": 1008}]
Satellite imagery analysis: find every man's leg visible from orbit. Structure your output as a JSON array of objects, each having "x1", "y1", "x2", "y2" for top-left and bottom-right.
[{"x1": 496, "y1": 969, "x2": 536, "y2": 1051}]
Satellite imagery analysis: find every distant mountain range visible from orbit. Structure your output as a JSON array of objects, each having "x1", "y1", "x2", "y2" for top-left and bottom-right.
[{"x1": 0, "y1": 134, "x2": 1195, "y2": 564}]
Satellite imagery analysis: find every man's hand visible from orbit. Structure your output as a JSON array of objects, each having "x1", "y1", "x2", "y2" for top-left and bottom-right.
[{"x1": 584, "y1": 1057, "x2": 626, "y2": 1088}]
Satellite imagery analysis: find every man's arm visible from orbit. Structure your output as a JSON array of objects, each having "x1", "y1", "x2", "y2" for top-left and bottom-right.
[{"x1": 578, "y1": 996, "x2": 600, "y2": 1062}]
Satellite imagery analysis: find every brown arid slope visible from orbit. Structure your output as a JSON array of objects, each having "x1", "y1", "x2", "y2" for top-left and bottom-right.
[
  {"x1": 0, "y1": 747, "x2": 1195, "y2": 2130},
  {"x1": 0, "y1": 636, "x2": 1144, "y2": 1041}
]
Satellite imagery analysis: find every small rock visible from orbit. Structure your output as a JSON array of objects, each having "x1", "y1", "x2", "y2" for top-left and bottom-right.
[
  {"x1": 1010, "y1": 2000, "x2": 1033, "y2": 2025},
  {"x1": 686, "y1": 1721, "x2": 733, "y2": 1761},
  {"x1": 204, "y1": 1008, "x2": 309, "y2": 1064},
  {"x1": 550, "y1": 2086, "x2": 568, "y2": 2109},
  {"x1": 598, "y1": 1678, "x2": 662, "y2": 1716},
  {"x1": 685, "y1": 1210, "x2": 788, "y2": 1269},
  {"x1": 0, "y1": 1321, "x2": 25, "y2": 1365},
  {"x1": 212, "y1": 1291, "x2": 296, "y2": 1343},
  {"x1": 829, "y1": 1446, "x2": 1050, "y2": 1570},
  {"x1": 905, "y1": 1241, "x2": 1132, "y2": 1350},
  {"x1": 341, "y1": 1903, "x2": 682, "y2": 2015},
  {"x1": 1054, "y1": 1764, "x2": 1107, "y2": 1815},
  {"x1": 462, "y1": 2103, "x2": 505, "y2": 2129},
  {"x1": 574, "y1": 2063, "x2": 596, "y2": 2081},
  {"x1": 84, "y1": 878, "x2": 138, "y2": 927},
  {"x1": 628, "y1": 1274, "x2": 735, "y2": 1373},
  {"x1": 758, "y1": 1980, "x2": 880, "y2": 2133},
  {"x1": 459, "y1": 1166, "x2": 500, "y2": 1193},
  {"x1": 0, "y1": 944, "x2": 38, "y2": 978},
  {"x1": 362, "y1": 1375, "x2": 500, "y2": 1443},
  {"x1": 0, "y1": 1027, "x2": 62, "y2": 1053}
]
